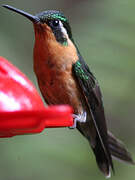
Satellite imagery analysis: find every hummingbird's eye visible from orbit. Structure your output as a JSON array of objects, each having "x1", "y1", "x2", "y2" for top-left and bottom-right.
[{"x1": 52, "y1": 19, "x2": 59, "y2": 27}]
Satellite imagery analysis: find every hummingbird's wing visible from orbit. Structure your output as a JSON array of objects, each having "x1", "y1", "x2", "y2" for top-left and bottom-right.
[{"x1": 72, "y1": 55, "x2": 114, "y2": 176}]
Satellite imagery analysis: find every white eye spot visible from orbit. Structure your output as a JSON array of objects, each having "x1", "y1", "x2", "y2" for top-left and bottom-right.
[{"x1": 59, "y1": 20, "x2": 68, "y2": 38}]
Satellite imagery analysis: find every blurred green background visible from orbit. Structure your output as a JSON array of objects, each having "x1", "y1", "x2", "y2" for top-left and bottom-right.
[{"x1": 0, "y1": 0, "x2": 135, "y2": 179}]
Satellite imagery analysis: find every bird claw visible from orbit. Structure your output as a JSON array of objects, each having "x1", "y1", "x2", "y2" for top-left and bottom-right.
[{"x1": 69, "y1": 111, "x2": 87, "y2": 129}]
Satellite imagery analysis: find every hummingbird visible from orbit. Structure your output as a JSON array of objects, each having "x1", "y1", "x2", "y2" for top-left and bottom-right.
[{"x1": 3, "y1": 5, "x2": 134, "y2": 177}]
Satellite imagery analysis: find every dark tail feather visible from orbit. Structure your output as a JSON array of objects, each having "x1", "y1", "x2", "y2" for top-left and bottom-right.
[
  {"x1": 108, "y1": 131, "x2": 134, "y2": 164},
  {"x1": 77, "y1": 123, "x2": 113, "y2": 177},
  {"x1": 77, "y1": 123, "x2": 114, "y2": 177},
  {"x1": 92, "y1": 135, "x2": 112, "y2": 178}
]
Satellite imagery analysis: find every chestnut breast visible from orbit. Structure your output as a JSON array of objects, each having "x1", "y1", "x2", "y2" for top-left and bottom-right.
[{"x1": 33, "y1": 23, "x2": 84, "y2": 114}]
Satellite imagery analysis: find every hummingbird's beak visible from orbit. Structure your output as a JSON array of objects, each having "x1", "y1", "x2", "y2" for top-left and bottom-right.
[{"x1": 2, "y1": 5, "x2": 40, "y2": 23}]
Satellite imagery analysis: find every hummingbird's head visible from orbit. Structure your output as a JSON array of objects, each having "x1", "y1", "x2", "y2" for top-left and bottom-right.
[
  {"x1": 35, "y1": 10, "x2": 73, "y2": 46},
  {"x1": 2, "y1": 5, "x2": 73, "y2": 46}
]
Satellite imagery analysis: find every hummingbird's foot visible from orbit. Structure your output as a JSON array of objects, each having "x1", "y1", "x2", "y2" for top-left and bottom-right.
[{"x1": 69, "y1": 111, "x2": 87, "y2": 129}]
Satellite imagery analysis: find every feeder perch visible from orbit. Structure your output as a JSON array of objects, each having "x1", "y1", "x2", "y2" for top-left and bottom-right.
[{"x1": 0, "y1": 57, "x2": 73, "y2": 138}]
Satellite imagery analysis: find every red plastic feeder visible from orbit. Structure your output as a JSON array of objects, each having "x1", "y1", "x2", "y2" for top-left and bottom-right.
[{"x1": 0, "y1": 57, "x2": 73, "y2": 138}]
